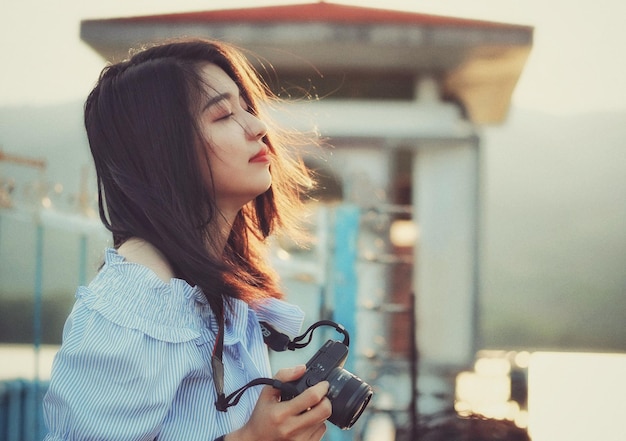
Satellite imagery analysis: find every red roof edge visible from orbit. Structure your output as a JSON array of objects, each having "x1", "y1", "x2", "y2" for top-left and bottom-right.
[{"x1": 82, "y1": 2, "x2": 532, "y2": 31}]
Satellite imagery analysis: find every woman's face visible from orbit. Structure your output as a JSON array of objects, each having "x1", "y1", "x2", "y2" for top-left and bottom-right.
[{"x1": 197, "y1": 63, "x2": 271, "y2": 219}]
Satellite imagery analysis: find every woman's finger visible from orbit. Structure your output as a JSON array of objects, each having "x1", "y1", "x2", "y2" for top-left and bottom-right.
[
  {"x1": 275, "y1": 365, "x2": 307, "y2": 382},
  {"x1": 289, "y1": 381, "x2": 331, "y2": 415}
]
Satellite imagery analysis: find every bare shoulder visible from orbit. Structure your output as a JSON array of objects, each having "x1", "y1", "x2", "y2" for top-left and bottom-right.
[{"x1": 117, "y1": 238, "x2": 175, "y2": 283}]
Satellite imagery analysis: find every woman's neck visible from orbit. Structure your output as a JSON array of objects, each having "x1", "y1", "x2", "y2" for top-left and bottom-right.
[{"x1": 206, "y1": 209, "x2": 236, "y2": 257}]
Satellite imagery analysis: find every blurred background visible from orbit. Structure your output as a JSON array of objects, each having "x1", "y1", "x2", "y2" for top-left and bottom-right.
[{"x1": 1, "y1": 1, "x2": 625, "y2": 440}]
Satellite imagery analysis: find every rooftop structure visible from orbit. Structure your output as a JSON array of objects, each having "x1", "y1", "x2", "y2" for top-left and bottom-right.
[{"x1": 81, "y1": 2, "x2": 533, "y2": 123}]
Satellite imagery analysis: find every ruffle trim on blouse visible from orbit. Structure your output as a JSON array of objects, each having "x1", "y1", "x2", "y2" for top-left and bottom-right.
[
  {"x1": 76, "y1": 248, "x2": 210, "y2": 343},
  {"x1": 77, "y1": 248, "x2": 305, "y2": 345}
]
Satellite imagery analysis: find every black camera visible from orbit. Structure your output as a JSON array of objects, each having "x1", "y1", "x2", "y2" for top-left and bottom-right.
[
  {"x1": 280, "y1": 339, "x2": 373, "y2": 430},
  {"x1": 214, "y1": 321, "x2": 372, "y2": 429}
]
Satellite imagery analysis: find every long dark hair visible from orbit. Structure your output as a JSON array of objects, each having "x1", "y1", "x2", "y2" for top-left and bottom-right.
[{"x1": 84, "y1": 39, "x2": 314, "y2": 317}]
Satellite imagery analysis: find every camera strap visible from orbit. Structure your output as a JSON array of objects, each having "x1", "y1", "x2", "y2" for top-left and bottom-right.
[
  {"x1": 213, "y1": 317, "x2": 284, "y2": 412},
  {"x1": 212, "y1": 317, "x2": 350, "y2": 412},
  {"x1": 211, "y1": 317, "x2": 228, "y2": 411},
  {"x1": 261, "y1": 320, "x2": 350, "y2": 351}
]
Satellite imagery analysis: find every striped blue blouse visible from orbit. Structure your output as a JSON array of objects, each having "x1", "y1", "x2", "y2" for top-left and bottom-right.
[{"x1": 43, "y1": 248, "x2": 304, "y2": 441}]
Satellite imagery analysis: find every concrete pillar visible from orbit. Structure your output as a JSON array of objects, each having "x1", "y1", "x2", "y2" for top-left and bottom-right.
[{"x1": 412, "y1": 137, "x2": 480, "y2": 411}]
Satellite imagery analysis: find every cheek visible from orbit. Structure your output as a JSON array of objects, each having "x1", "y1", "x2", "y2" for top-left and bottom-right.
[
  {"x1": 202, "y1": 145, "x2": 243, "y2": 191},
  {"x1": 202, "y1": 126, "x2": 235, "y2": 159},
  {"x1": 196, "y1": 144, "x2": 231, "y2": 194},
  {"x1": 199, "y1": 129, "x2": 228, "y2": 163}
]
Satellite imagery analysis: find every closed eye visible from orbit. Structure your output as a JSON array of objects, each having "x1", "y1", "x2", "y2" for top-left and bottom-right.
[
  {"x1": 216, "y1": 112, "x2": 234, "y2": 121},
  {"x1": 205, "y1": 89, "x2": 255, "y2": 122},
  {"x1": 206, "y1": 99, "x2": 234, "y2": 122}
]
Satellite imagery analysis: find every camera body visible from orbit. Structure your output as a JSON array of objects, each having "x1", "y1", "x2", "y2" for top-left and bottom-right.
[
  {"x1": 281, "y1": 339, "x2": 373, "y2": 429},
  {"x1": 281, "y1": 339, "x2": 349, "y2": 396}
]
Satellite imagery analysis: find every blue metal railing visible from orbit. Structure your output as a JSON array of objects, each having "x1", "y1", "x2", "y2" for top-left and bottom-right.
[{"x1": 0, "y1": 379, "x2": 49, "y2": 441}]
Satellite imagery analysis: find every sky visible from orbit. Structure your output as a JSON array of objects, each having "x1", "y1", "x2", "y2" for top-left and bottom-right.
[{"x1": 1, "y1": 0, "x2": 626, "y2": 115}]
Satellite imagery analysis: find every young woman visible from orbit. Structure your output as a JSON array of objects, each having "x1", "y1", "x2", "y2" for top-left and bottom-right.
[{"x1": 43, "y1": 39, "x2": 331, "y2": 441}]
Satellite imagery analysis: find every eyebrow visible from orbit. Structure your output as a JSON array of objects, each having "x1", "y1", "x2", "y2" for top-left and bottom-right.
[{"x1": 203, "y1": 92, "x2": 232, "y2": 111}]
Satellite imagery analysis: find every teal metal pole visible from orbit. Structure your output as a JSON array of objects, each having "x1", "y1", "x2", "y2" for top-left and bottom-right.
[
  {"x1": 79, "y1": 234, "x2": 88, "y2": 286},
  {"x1": 33, "y1": 222, "x2": 44, "y2": 441},
  {"x1": 327, "y1": 204, "x2": 360, "y2": 441},
  {"x1": 33, "y1": 223, "x2": 44, "y2": 375},
  {"x1": 331, "y1": 205, "x2": 360, "y2": 371}
]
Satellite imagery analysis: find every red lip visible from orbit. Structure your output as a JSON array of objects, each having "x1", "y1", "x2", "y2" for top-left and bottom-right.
[{"x1": 249, "y1": 146, "x2": 270, "y2": 163}]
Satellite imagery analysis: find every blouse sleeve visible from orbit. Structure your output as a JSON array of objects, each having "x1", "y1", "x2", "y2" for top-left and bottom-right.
[
  {"x1": 252, "y1": 297, "x2": 305, "y2": 337},
  {"x1": 43, "y1": 300, "x2": 198, "y2": 441}
]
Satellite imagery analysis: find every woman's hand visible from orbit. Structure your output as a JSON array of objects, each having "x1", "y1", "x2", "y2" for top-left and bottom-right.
[{"x1": 228, "y1": 365, "x2": 332, "y2": 441}]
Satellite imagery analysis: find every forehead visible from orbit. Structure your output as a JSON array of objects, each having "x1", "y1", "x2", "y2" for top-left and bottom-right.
[{"x1": 199, "y1": 63, "x2": 238, "y2": 96}]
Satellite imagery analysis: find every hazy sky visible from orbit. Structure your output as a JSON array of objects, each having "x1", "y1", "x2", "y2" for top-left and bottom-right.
[{"x1": 1, "y1": 0, "x2": 625, "y2": 115}]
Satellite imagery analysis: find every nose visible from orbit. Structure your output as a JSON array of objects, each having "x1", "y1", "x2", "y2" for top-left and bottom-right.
[{"x1": 244, "y1": 112, "x2": 268, "y2": 140}]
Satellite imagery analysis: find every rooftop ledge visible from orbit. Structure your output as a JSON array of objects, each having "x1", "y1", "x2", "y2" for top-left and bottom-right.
[{"x1": 80, "y1": 2, "x2": 533, "y2": 125}]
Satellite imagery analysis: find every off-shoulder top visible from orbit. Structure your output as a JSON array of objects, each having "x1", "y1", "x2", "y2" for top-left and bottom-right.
[{"x1": 43, "y1": 248, "x2": 304, "y2": 441}]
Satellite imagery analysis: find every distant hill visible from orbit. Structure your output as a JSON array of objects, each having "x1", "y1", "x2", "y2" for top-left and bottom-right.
[{"x1": 480, "y1": 107, "x2": 626, "y2": 351}]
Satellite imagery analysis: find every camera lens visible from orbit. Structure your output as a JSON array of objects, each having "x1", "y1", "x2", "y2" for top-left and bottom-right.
[{"x1": 326, "y1": 367, "x2": 373, "y2": 429}]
